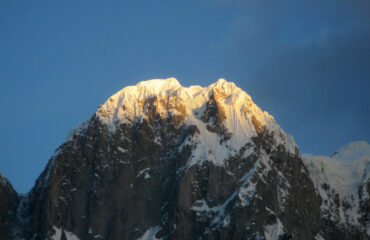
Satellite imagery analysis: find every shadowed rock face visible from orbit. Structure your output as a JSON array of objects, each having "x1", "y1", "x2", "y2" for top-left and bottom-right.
[
  {"x1": 199, "y1": 89, "x2": 232, "y2": 144},
  {"x1": 0, "y1": 174, "x2": 19, "y2": 239},
  {"x1": 17, "y1": 114, "x2": 322, "y2": 240},
  {"x1": 13, "y1": 116, "x2": 364, "y2": 240},
  {"x1": 1, "y1": 79, "x2": 368, "y2": 239}
]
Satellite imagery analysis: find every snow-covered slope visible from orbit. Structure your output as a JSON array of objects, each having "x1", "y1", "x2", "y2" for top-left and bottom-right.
[
  {"x1": 302, "y1": 141, "x2": 370, "y2": 233},
  {"x1": 93, "y1": 78, "x2": 296, "y2": 166},
  {"x1": 303, "y1": 142, "x2": 370, "y2": 201},
  {"x1": 333, "y1": 141, "x2": 370, "y2": 163}
]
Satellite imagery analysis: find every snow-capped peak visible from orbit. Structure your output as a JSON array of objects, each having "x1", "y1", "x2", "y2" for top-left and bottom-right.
[
  {"x1": 75, "y1": 78, "x2": 297, "y2": 165},
  {"x1": 332, "y1": 141, "x2": 370, "y2": 163},
  {"x1": 302, "y1": 141, "x2": 370, "y2": 227},
  {"x1": 303, "y1": 141, "x2": 370, "y2": 198},
  {"x1": 212, "y1": 78, "x2": 237, "y2": 94},
  {"x1": 135, "y1": 77, "x2": 182, "y2": 94}
]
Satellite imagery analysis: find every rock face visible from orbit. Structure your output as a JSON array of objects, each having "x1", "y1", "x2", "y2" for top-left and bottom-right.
[
  {"x1": 1, "y1": 78, "x2": 369, "y2": 239},
  {"x1": 0, "y1": 174, "x2": 19, "y2": 239}
]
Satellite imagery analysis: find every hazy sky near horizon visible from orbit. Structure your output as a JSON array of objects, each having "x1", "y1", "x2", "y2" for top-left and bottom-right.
[{"x1": 1, "y1": 0, "x2": 369, "y2": 193}]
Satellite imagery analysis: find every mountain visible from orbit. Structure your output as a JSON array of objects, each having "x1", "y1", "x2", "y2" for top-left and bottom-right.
[
  {"x1": 302, "y1": 141, "x2": 370, "y2": 239},
  {"x1": 0, "y1": 78, "x2": 368, "y2": 239}
]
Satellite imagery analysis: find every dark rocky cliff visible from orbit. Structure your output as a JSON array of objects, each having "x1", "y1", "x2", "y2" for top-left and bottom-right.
[{"x1": 0, "y1": 174, "x2": 19, "y2": 239}]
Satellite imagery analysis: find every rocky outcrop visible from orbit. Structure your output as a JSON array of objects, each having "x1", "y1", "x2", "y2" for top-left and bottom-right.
[
  {"x1": 198, "y1": 88, "x2": 232, "y2": 143},
  {"x1": 0, "y1": 174, "x2": 19, "y2": 239}
]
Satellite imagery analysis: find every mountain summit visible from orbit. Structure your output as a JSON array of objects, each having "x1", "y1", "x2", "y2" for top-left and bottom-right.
[
  {"x1": 0, "y1": 79, "x2": 368, "y2": 240},
  {"x1": 93, "y1": 78, "x2": 296, "y2": 165}
]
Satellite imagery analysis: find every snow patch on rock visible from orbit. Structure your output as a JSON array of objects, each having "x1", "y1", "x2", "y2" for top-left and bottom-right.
[
  {"x1": 137, "y1": 226, "x2": 162, "y2": 240},
  {"x1": 264, "y1": 217, "x2": 284, "y2": 240},
  {"x1": 51, "y1": 226, "x2": 80, "y2": 240}
]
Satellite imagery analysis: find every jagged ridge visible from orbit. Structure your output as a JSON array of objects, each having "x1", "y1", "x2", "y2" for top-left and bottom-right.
[{"x1": 93, "y1": 78, "x2": 297, "y2": 165}]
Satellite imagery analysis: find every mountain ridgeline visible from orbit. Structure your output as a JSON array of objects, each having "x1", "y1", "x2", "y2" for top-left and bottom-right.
[{"x1": 1, "y1": 78, "x2": 369, "y2": 240}]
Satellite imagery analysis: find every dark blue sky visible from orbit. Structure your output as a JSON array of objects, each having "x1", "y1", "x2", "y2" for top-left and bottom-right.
[{"x1": 1, "y1": 0, "x2": 369, "y2": 193}]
